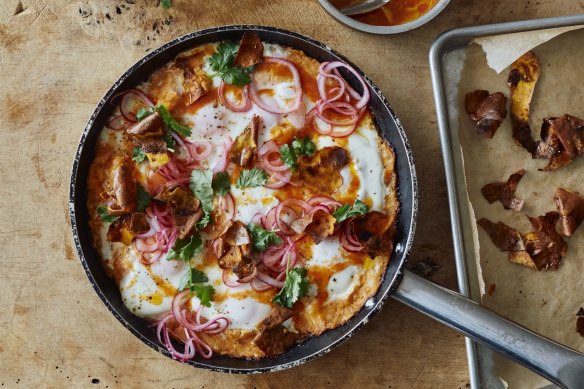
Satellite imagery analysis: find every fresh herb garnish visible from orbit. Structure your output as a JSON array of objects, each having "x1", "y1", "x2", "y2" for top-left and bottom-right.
[
  {"x1": 236, "y1": 168, "x2": 268, "y2": 188},
  {"x1": 196, "y1": 212, "x2": 212, "y2": 229},
  {"x1": 162, "y1": 131, "x2": 176, "y2": 149},
  {"x1": 190, "y1": 169, "x2": 214, "y2": 229},
  {"x1": 191, "y1": 284, "x2": 215, "y2": 307},
  {"x1": 136, "y1": 184, "x2": 152, "y2": 212},
  {"x1": 189, "y1": 169, "x2": 213, "y2": 212},
  {"x1": 292, "y1": 136, "x2": 316, "y2": 157},
  {"x1": 160, "y1": 0, "x2": 172, "y2": 9},
  {"x1": 279, "y1": 144, "x2": 297, "y2": 170},
  {"x1": 332, "y1": 199, "x2": 369, "y2": 223},
  {"x1": 178, "y1": 267, "x2": 215, "y2": 307},
  {"x1": 273, "y1": 266, "x2": 309, "y2": 309},
  {"x1": 132, "y1": 147, "x2": 147, "y2": 163},
  {"x1": 208, "y1": 41, "x2": 253, "y2": 87},
  {"x1": 212, "y1": 171, "x2": 231, "y2": 197},
  {"x1": 97, "y1": 205, "x2": 118, "y2": 223},
  {"x1": 247, "y1": 223, "x2": 283, "y2": 252},
  {"x1": 279, "y1": 137, "x2": 316, "y2": 170},
  {"x1": 156, "y1": 104, "x2": 191, "y2": 137},
  {"x1": 136, "y1": 107, "x2": 154, "y2": 121},
  {"x1": 167, "y1": 233, "x2": 203, "y2": 262}
]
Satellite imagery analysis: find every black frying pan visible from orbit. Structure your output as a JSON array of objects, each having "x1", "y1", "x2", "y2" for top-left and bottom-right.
[{"x1": 69, "y1": 25, "x2": 584, "y2": 386}]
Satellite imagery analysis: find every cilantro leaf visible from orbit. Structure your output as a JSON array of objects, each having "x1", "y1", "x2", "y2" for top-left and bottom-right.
[
  {"x1": 132, "y1": 147, "x2": 146, "y2": 163},
  {"x1": 191, "y1": 284, "x2": 215, "y2": 307},
  {"x1": 196, "y1": 211, "x2": 212, "y2": 229},
  {"x1": 292, "y1": 136, "x2": 316, "y2": 157},
  {"x1": 209, "y1": 41, "x2": 239, "y2": 72},
  {"x1": 208, "y1": 41, "x2": 253, "y2": 87},
  {"x1": 212, "y1": 171, "x2": 231, "y2": 197},
  {"x1": 136, "y1": 184, "x2": 152, "y2": 212},
  {"x1": 273, "y1": 267, "x2": 309, "y2": 309},
  {"x1": 279, "y1": 144, "x2": 297, "y2": 170},
  {"x1": 162, "y1": 131, "x2": 176, "y2": 149},
  {"x1": 332, "y1": 199, "x2": 369, "y2": 223},
  {"x1": 220, "y1": 67, "x2": 252, "y2": 87},
  {"x1": 247, "y1": 223, "x2": 283, "y2": 252},
  {"x1": 97, "y1": 205, "x2": 118, "y2": 223},
  {"x1": 178, "y1": 268, "x2": 214, "y2": 307},
  {"x1": 160, "y1": 0, "x2": 172, "y2": 9},
  {"x1": 189, "y1": 169, "x2": 214, "y2": 213},
  {"x1": 136, "y1": 107, "x2": 154, "y2": 121},
  {"x1": 236, "y1": 168, "x2": 268, "y2": 188},
  {"x1": 167, "y1": 233, "x2": 203, "y2": 262},
  {"x1": 155, "y1": 104, "x2": 191, "y2": 137}
]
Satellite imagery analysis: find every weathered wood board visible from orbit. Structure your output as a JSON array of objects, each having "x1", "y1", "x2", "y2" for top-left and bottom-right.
[{"x1": 0, "y1": 0, "x2": 581, "y2": 387}]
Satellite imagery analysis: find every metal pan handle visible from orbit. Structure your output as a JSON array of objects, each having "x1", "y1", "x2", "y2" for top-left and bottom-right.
[{"x1": 392, "y1": 270, "x2": 584, "y2": 389}]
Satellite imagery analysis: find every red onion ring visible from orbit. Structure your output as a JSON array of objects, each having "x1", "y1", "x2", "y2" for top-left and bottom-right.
[
  {"x1": 213, "y1": 137, "x2": 233, "y2": 172},
  {"x1": 114, "y1": 89, "x2": 155, "y2": 122},
  {"x1": 256, "y1": 271, "x2": 284, "y2": 289},
  {"x1": 222, "y1": 269, "x2": 241, "y2": 288},
  {"x1": 250, "y1": 57, "x2": 302, "y2": 114},
  {"x1": 218, "y1": 81, "x2": 252, "y2": 112},
  {"x1": 339, "y1": 220, "x2": 364, "y2": 252},
  {"x1": 106, "y1": 114, "x2": 131, "y2": 131},
  {"x1": 321, "y1": 61, "x2": 370, "y2": 110}
]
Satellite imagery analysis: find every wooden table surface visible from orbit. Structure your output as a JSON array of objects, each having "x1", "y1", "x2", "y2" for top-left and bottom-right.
[{"x1": 1, "y1": 0, "x2": 581, "y2": 387}]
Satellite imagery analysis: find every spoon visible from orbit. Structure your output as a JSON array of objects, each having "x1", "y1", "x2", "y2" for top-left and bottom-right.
[{"x1": 338, "y1": 0, "x2": 391, "y2": 16}]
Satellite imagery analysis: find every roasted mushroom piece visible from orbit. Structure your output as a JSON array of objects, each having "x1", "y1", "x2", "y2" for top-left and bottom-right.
[
  {"x1": 507, "y1": 51, "x2": 540, "y2": 153},
  {"x1": 253, "y1": 305, "x2": 297, "y2": 357},
  {"x1": 107, "y1": 212, "x2": 149, "y2": 245},
  {"x1": 293, "y1": 146, "x2": 349, "y2": 193},
  {"x1": 290, "y1": 209, "x2": 336, "y2": 244},
  {"x1": 539, "y1": 115, "x2": 584, "y2": 171},
  {"x1": 353, "y1": 211, "x2": 395, "y2": 257},
  {"x1": 555, "y1": 187, "x2": 584, "y2": 236},
  {"x1": 229, "y1": 115, "x2": 260, "y2": 167},
  {"x1": 107, "y1": 157, "x2": 137, "y2": 215},
  {"x1": 155, "y1": 187, "x2": 202, "y2": 239},
  {"x1": 478, "y1": 212, "x2": 567, "y2": 271},
  {"x1": 234, "y1": 32, "x2": 264, "y2": 68},
  {"x1": 216, "y1": 222, "x2": 256, "y2": 281},
  {"x1": 465, "y1": 90, "x2": 507, "y2": 139},
  {"x1": 127, "y1": 112, "x2": 164, "y2": 137},
  {"x1": 481, "y1": 169, "x2": 525, "y2": 211}
]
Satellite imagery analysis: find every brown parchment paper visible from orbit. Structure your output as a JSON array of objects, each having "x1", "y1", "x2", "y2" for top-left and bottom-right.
[{"x1": 457, "y1": 28, "x2": 584, "y2": 388}]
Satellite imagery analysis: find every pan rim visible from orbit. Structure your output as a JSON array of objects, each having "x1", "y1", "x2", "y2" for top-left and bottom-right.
[{"x1": 69, "y1": 24, "x2": 418, "y2": 374}]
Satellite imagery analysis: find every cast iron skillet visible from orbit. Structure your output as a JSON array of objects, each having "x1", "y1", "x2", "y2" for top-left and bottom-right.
[{"x1": 69, "y1": 25, "x2": 584, "y2": 386}]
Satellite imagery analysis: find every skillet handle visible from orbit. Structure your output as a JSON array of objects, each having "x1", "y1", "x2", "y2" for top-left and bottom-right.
[{"x1": 392, "y1": 270, "x2": 584, "y2": 389}]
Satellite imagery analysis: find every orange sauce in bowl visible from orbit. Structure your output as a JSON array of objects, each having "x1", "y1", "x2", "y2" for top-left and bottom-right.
[{"x1": 331, "y1": 0, "x2": 438, "y2": 26}]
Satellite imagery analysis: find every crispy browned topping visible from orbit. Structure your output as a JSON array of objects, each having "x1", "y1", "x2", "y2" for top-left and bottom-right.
[
  {"x1": 577, "y1": 317, "x2": 584, "y2": 338},
  {"x1": 229, "y1": 115, "x2": 259, "y2": 167},
  {"x1": 507, "y1": 51, "x2": 540, "y2": 153},
  {"x1": 253, "y1": 305, "x2": 296, "y2": 357},
  {"x1": 353, "y1": 211, "x2": 395, "y2": 256},
  {"x1": 465, "y1": 90, "x2": 507, "y2": 138},
  {"x1": 477, "y1": 219, "x2": 525, "y2": 251},
  {"x1": 107, "y1": 159, "x2": 137, "y2": 215},
  {"x1": 478, "y1": 213, "x2": 567, "y2": 271},
  {"x1": 294, "y1": 146, "x2": 349, "y2": 193},
  {"x1": 155, "y1": 187, "x2": 202, "y2": 239},
  {"x1": 539, "y1": 115, "x2": 584, "y2": 171},
  {"x1": 107, "y1": 212, "x2": 149, "y2": 245},
  {"x1": 481, "y1": 169, "x2": 525, "y2": 211},
  {"x1": 234, "y1": 32, "x2": 264, "y2": 68},
  {"x1": 555, "y1": 188, "x2": 584, "y2": 237},
  {"x1": 127, "y1": 112, "x2": 164, "y2": 137},
  {"x1": 217, "y1": 222, "x2": 255, "y2": 281},
  {"x1": 290, "y1": 209, "x2": 336, "y2": 244}
]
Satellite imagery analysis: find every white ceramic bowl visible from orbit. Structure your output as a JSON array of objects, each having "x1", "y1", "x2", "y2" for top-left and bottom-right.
[{"x1": 319, "y1": 0, "x2": 450, "y2": 34}]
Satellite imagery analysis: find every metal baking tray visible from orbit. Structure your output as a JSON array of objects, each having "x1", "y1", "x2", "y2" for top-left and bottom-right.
[{"x1": 429, "y1": 14, "x2": 584, "y2": 389}]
